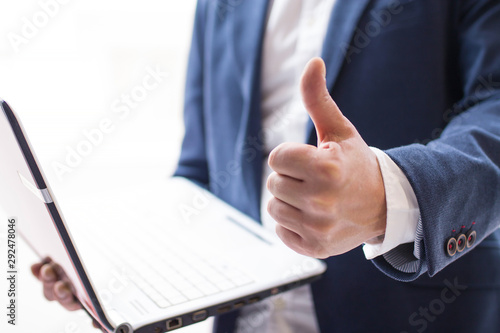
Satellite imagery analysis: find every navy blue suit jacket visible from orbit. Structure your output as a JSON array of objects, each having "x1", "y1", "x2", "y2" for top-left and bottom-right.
[{"x1": 175, "y1": 0, "x2": 500, "y2": 332}]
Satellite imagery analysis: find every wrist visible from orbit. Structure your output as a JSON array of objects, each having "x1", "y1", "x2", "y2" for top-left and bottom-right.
[{"x1": 368, "y1": 146, "x2": 388, "y2": 242}]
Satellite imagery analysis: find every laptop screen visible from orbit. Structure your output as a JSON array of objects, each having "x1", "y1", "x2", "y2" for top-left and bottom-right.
[{"x1": 0, "y1": 100, "x2": 113, "y2": 332}]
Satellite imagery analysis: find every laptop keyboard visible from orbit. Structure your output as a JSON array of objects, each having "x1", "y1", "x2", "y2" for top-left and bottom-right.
[
  {"x1": 80, "y1": 220, "x2": 254, "y2": 309},
  {"x1": 116, "y1": 238, "x2": 254, "y2": 308}
]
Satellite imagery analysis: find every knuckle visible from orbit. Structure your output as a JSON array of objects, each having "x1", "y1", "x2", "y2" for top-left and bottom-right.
[
  {"x1": 302, "y1": 241, "x2": 324, "y2": 258},
  {"x1": 305, "y1": 195, "x2": 334, "y2": 216},
  {"x1": 303, "y1": 222, "x2": 324, "y2": 235},
  {"x1": 307, "y1": 224, "x2": 329, "y2": 243},
  {"x1": 275, "y1": 225, "x2": 289, "y2": 244},
  {"x1": 300, "y1": 221, "x2": 336, "y2": 257},
  {"x1": 276, "y1": 225, "x2": 302, "y2": 252},
  {"x1": 268, "y1": 144, "x2": 285, "y2": 168},
  {"x1": 266, "y1": 172, "x2": 276, "y2": 192},
  {"x1": 267, "y1": 198, "x2": 277, "y2": 217},
  {"x1": 307, "y1": 196, "x2": 324, "y2": 212},
  {"x1": 268, "y1": 174, "x2": 292, "y2": 198},
  {"x1": 308, "y1": 240, "x2": 330, "y2": 259},
  {"x1": 298, "y1": 240, "x2": 315, "y2": 257},
  {"x1": 41, "y1": 264, "x2": 57, "y2": 282},
  {"x1": 313, "y1": 160, "x2": 340, "y2": 182},
  {"x1": 269, "y1": 142, "x2": 301, "y2": 169},
  {"x1": 268, "y1": 198, "x2": 288, "y2": 222},
  {"x1": 43, "y1": 288, "x2": 55, "y2": 301}
]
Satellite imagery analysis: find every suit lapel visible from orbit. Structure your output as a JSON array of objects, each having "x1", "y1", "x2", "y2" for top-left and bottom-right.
[
  {"x1": 228, "y1": 0, "x2": 270, "y2": 222},
  {"x1": 307, "y1": 0, "x2": 371, "y2": 144},
  {"x1": 228, "y1": 0, "x2": 270, "y2": 106}
]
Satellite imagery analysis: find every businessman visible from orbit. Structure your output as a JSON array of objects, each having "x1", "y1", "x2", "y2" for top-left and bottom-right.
[{"x1": 35, "y1": 0, "x2": 500, "y2": 332}]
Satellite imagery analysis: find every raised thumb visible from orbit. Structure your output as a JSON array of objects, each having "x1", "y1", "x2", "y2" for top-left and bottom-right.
[{"x1": 300, "y1": 57, "x2": 350, "y2": 143}]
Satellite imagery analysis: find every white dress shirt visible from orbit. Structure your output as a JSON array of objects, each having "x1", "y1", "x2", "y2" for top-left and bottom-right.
[{"x1": 236, "y1": 0, "x2": 420, "y2": 332}]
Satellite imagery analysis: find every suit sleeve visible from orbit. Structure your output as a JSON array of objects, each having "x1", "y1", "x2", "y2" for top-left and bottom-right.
[
  {"x1": 173, "y1": 0, "x2": 210, "y2": 187},
  {"x1": 372, "y1": 0, "x2": 500, "y2": 281}
]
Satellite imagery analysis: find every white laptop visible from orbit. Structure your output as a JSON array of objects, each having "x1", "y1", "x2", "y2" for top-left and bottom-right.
[{"x1": 0, "y1": 100, "x2": 326, "y2": 333}]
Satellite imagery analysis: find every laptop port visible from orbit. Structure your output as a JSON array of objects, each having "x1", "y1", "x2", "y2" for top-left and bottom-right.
[
  {"x1": 166, "y1": 317, "x2": 182, "y2": 331},
  {"x1": 217, "y1": 305, "x2": 232, "y2": 314},
  {"x1": 233, "y1": 301, "x2": 246, "y2": 309},
  {"x1": 248, "y1": 297, "x2": 260, "y2": 304},
  {"x1": 192, "y1": 310, "x2": 208, "y2": 322},
  {"x1": 115, "y1": 323, "x2": 133, "y2": 333}
]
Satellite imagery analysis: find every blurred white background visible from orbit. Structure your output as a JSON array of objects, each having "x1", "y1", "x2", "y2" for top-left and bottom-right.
[{"x1": 0, "y1": 0, "x2": 213, "y2": 332}]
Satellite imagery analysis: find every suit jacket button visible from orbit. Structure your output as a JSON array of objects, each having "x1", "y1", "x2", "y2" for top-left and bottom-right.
[
  {"x1": 446, "y1": 237, "x2": 457, "y2": 256},
  {"x1": 456, "y1": 234, "x2": 467, "y2": 252},
  {"x1": 467, "y1": 230, "x2": 477, "y2": 248}
]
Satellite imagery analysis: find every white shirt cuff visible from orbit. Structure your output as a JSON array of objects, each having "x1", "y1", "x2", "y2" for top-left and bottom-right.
[{"x1": 363, "y1": 147, "x2": 420, "y2": 260}]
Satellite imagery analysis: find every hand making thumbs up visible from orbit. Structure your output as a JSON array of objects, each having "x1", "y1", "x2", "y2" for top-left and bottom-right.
[{"x1": 267, "y1": 57, "x2": 387, "y2": 258}]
